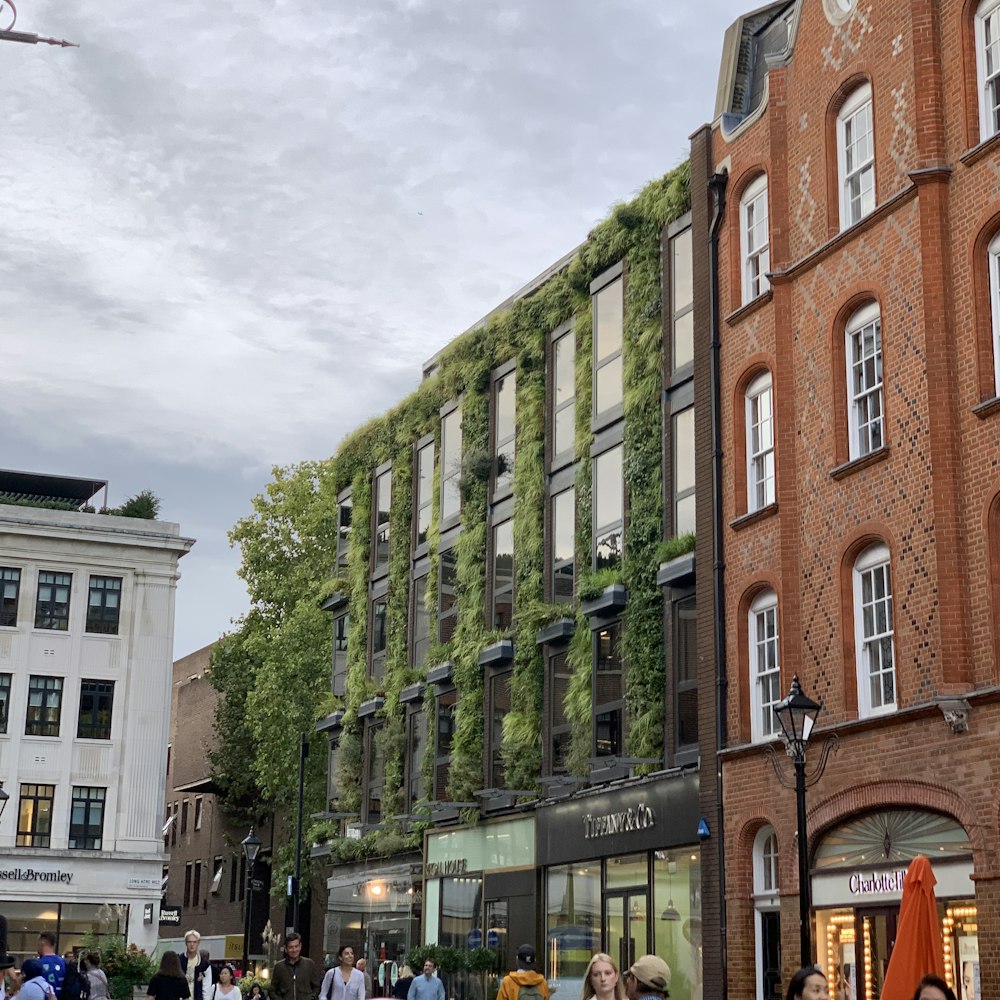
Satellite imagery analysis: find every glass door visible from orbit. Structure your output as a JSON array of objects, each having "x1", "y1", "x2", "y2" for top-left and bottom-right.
[
  {"x1": 855, "y1": 908, "x2": 899, "y2": 1000},
  {"x1": 605, "y1": 890, "x2": 649, "y2": 975}
]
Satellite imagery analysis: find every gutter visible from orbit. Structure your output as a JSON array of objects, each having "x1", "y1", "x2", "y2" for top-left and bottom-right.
[{"x1": 708, "y1": 168, "x2": 729, "y2": 1000}]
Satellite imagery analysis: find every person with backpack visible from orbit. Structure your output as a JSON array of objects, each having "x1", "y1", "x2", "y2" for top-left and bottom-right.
[
  {"x1": 495, "y1": 946, "x2": 550, "y2": 1000},
  {"x1": 60, "y1": 954, "x2": 90, "y2": 1000}
]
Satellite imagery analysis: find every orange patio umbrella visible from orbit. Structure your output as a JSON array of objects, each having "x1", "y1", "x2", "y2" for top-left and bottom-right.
[{"x1": 881, "y1": 855, "x2": 946, "y2": 1000}]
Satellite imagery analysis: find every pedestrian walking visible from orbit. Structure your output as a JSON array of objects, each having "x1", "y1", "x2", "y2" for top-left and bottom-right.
[
  {"x1": 20, "y1": 960, "x2": 55, "y2": 1000},
  {"x1": 37, "y1": 933, "x2": 65, "y2": 1000},
  {"x1": 319, "y1": 947, "x2": 364, "y2": 1000},
  {"x1": 146, "y1": 954, "x2": 191, "y2": 1000},
  {"x1": 580, "y1": 954, "x2": 624, "y2": 1000},
  {"x1": 211, "y1": 966, "x2": 240, "y2": 1000},
  {"x1": 622, "y1": 956, "x2": 671, "y2": 1000},
  {"x1": 271, "y1": 934, "x2": 321, "y2": 1000},
  {"x1": 178, "y1": 933, "x2": 214, "y2": 1000},
  {"x1": 495, "y1": 946, "x2": 550, "y2": 1000},
  {"x1": 406, "y1": 962, "x2": 443, "y2": 1000},
  {"x1": 783, "y1": 967, "x2": 828, "y2": 1000},
  {"x1": 85, "y1": 956, "x2": 109, "y2": 1000},
  {"x1": 391, "y1": 967, "x2": 414, "y2": 1000}
]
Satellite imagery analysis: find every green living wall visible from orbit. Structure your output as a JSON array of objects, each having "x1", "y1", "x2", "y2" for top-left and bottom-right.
[{"x1": 209, "y1": 162, "x2": 691, "y2": 876}]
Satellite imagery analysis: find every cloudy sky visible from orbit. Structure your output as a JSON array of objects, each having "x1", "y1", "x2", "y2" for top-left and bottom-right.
[{"x1": 1, "y1": 0, "x2": 751, "y2": 657}]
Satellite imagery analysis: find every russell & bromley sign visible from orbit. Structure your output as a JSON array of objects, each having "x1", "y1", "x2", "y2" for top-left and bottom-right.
[{"x1": 583, "y1": 801, "x2": 656, "y2": 839}]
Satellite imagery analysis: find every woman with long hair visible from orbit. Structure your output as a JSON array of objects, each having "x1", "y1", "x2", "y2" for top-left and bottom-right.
[
  {"x1": 319, "y1": 947, "x2": 364, "y2": 1000},
  {"x1": 212, "y1": 967, "x2": 240, "y2": 1000},
  {"x1": 87, "y1": 954, "x2": 110, "y2": 1000},
  {"x1": 147, "y1": 952, "x2": 191, "y2": 1000},
  {"x1": 784, "y1": 968, "x2": 829, "y2": 1000},
  {"x1": 580, "y1": 954, "x2": 624, "y2": 1000},
  {"x1": 912, "y1": 976, "x2": 957, "y2": 1000}
]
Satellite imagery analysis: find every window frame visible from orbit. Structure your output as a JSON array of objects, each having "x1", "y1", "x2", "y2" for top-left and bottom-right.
[
  {"x1": 491, "y1": 363, "x2": 516, "y2": 500},
  {"x1": 433, "y1": 687, "x2": 457, "y2": 800},
  {"x1": 672, "y1": 405, "x2": 696, "y2": 536},
  {"x1": 749, "y1": 591, "x2": 781, "y2": 743},
  {"x1": 363, "y1": 721, "x2": 385, "y2": 826},
  {"x1": 752, "y1": 826, "x2": 782, "y2": 1000},
  {"x1": 440, "y1": 403, "x2": 463, "y2": 527},
  {"x1": 592, "y1": 265, "x2": 625, "y2": 426},
  {"x1": 405, "y1": 705, "x2": 427, "y2": 811},
  {"x1": 670, "y1": 224, "x2": 694, "y2": 373},
  {"x1": 25, "y1": 675, "x2": 63, "y2": 737},
  {"x1": 17, "y1": 783, "x2": 55, "y2": 848},
  {"x1": 550, "y1": 484, "x2": 576, "y2": 605},
  {"x1": 989, "y1": 231, "x2": 1000, "y2": 397},
  {"x1": 69, "y1": 786, "x2": 106, "y2": 850},
  {"x1": 0, "y1": 673, "x2": 11, "y2": 734},
  {"x1": 490, "y1": 517, "x2": 514, "y2": 631},
  {"x1": 369, "y1": 595, "x2": 388, "y2": 684},
  {"x1": 593, "y1": 443, "x2": 624, "y2": 571},
  {"x1": 837, "y1": 83, "x2": 876, "y2": 229},
  {"x1": 672, "y1": 591, "x2": 698, "y2": 760},
  {"x1": 414, "y1": 438, "x2": 435, "y2": 553},
  {"x1": 976, "y1": 0, "x2": 1000, "y2": 142},
  {"x1": 740, "y1": 175, "x2": 771, "y2": 305},
  {"x1": 486, "y1": 668, "x2": 512, "y2": 788},
  {"x1": 85, "y1": 576, "x2": 123, "y2": 635},
  {"x1": 546, "y1": 648, "x2": 572, "y2": 776},
  {"x1": 332, "y1": 612, "x2": 349, "y2": 697},
  {"x1": 438, "y1": 545, "x2": 459, "y2": 645},
  {"x1": 336, "y1": 488, "x2": 353, "y2": 572},
  {"x1": 592, "y1": 621, "x2": 624, "y2": 759},
  {"x1": 746, "y1": 372, "x2": 775, "y2": 512},
  {"x1": 853, "y1": 543, "x2": 897, "y2": 718},
  {"x1": 371, "y1": 465, "x2": 392, "y2": 577},
  {"x1": 549, "y1": 323, "x2": 577, "y2": 469},
  {"x1": 34, "y1": 571, "x2": 72, "y2": 631},
  {"x1": 77, "y1": 679, "x2": 114, "y2": 740},
  {"x1": 0, "y1": 568, "x2": 21, "y2": 628},
  {"x1": 845, "y1": 302, "x2": 884, "y2": 460},
  {"x1": 410, "y1": 572, "x2": 431, "y2": 672}
]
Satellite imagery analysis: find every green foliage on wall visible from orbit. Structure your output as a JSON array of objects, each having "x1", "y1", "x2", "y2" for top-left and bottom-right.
[{"x1": 211, "y1": 161, "x2": 691, "y2": 867}]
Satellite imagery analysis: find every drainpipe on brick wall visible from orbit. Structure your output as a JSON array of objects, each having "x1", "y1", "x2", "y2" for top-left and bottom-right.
[{"x1": 708, "y1": 167, "x2": 729, "y2": 1000}]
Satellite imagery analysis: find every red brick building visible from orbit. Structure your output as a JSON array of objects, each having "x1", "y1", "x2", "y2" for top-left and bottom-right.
[{"x1": 690, "y1": 2, "x2": 1000, "y2": 998}]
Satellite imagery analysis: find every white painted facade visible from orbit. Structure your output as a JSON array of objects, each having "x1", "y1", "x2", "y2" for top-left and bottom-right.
[{"x1": 0, "y1": 502, "x2": 193, "y2": 956}]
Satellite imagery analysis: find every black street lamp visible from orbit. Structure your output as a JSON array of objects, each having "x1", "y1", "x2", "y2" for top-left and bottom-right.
[
  {"x1": 241, "y1": 828, "x2": 262, "y2": 978},
  {"x1": 773, "y1": 674, "x2": 822, "y2": 969}
]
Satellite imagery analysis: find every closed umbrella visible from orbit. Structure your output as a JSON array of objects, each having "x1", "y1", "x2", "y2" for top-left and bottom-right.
[{"x1": 881, "y1": 855, "x2": 946, "y2": 1000}]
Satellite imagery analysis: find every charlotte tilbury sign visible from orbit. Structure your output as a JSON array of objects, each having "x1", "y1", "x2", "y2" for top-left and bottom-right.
[{"x1": 812, "y1": 858, "x2": 974, "y2": 907}]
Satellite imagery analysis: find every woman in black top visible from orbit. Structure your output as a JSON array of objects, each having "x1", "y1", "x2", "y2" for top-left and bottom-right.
[{"x1": 147, "y1": 952, "x2": 192, "y2": 1000}]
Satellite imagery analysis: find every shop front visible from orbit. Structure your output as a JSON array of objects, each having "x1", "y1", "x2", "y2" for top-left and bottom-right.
[
  {"x1": 423, "y1": 816, "x2": 536, "y2": 997},
  {"x1": 324, "y1": 855, "x2": 423, "y2": 981},
  {"x1": 536, "y1": 775, "x2": 702, "y2": 1000},
  {"x1": 0, "y1": 852, "x2": 163, "y2": 958},
  {"x1": 811, "y1": 809, "x2": 976, "y2": 1000}
]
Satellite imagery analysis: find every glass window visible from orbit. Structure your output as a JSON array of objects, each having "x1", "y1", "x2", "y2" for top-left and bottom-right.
[
  {"x1": 194, "y1": 795, "x2": 203, "y2": 831},
  {"x1": 181, "y1": 799, "x2": 189, "y2": 834},
  {"x1": 854, "y1": 544, "x2": 895, "y2": 716},
  {"x1": 545, "y1": 862, "x2": 601, "y2": 994},
  {"x1": 740, "y1": 178, "x2": 770, "y2": 304},
  {"x1": 749, "y1": 592, "x2": 780, "y2": 742},
  {"x1": 77, "y1": 680, "x2": 114, "y2": 740},
  {"x1": 991, "y1": 232, "x2": 1000, "y2": 397},
  {"x1": 673, "y1": 408, "x2": 696, "y2": 535},
  {"x1": 653, "y1": 851, "x2": 703, "y2": 1000},
  {"x1": 434, "y1": 688, "x2": 457, "y2": 800},
  {"x1": 332, "y1": 613, "x2": 349, "y2": 697},
  {"x1": 548, "y1": 651, "x2": 571, "y2": 775},
  {"x1": 552, "y1": 487, "x2": 575, "y2": 604},
  {"x1": 593, "y1": 445, "x2": 624, "y2": 570},
  {"x1": 85, "y1": 576, "x2": 122, "y2": 635},
  {"x1": 69, "y1": 786, "x2": 106, "y2": 850},
  {"x1": 337, "y1": 493, "x2": 352, "y2": 570},
  {"x1": 746, "y1": 373, "x2": 775, "y2": 511},
  {"x1": 365, "y1": 724, "x2": 384, "y2": 825},
  {"x1": 439, "y1": 547, "x2": 458, "y2": 644},
  {"x1": 0, "y1": 673, "x2": 11, "y2": 734},
  {"x1": 494, "y1": 370, "x2": 516, "y2": 496},
  {"x1": 492, "y1": 520, "x2": 514, "y2": 630},
  {"x1": 25, "y1": 676, "x2": 62, "y2": 737},
  {"x1": 438, "y1": 875, "x2": 483, "y2": 949},
  {"x1": 0, "y1": 568, "x2": 20, "y2": 627},
  {"x1": 552, "y1": 331, "x2": 576, "y2": 460},
  {"x1": 594, "y1": 622, "x2": 623, "y2": 757},
  {"x1": 406, "y1": 709, "x2": 427, "y2": 809},
  {"x1": 17, "y1": 783, "x2": 55, "y2": 847},
  {"x1": 373, "y1": 469, "x2": 392, "y2": 572},
  {"x1": 488, "y1": 670, "x2": 512, "y2": 788},
  {"x1": 977, "y1": 0, "x2": 1000, "y2": 140},
  {"x1": 846, "y1": 303, "x2": 884, "y2": 459},
  {"x1": 594, "y1": 277, "x2": 624, "y2": 418},
  {"x1": 412, "y1": 575, "x2": 431, "y2": 672},
  {"x1": 441, "y1": 407, "x2": 463, "y2": 523},
  {"x1": 674, "y1": 595, "x2": 698, "y2": 753},
  {"x1": 35, "y1": 572, "x2": 71, "y2": 631},
  {"x1": 416, "y1": 442, "x2": 434, "y2": 548},
  {"x1": 838, "y1": 85, "x2": 876, "y2": 229},
  {"x1": 370, "y1": 599, "x2": 388, "y2": 683},
  {"x1": 671, "y1": 228, "x2": 694, "y2": 370}
]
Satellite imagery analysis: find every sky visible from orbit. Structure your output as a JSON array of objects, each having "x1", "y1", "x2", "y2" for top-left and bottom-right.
[{"x1": 1, "y1": 0, "x2": 753, "y2": 658}]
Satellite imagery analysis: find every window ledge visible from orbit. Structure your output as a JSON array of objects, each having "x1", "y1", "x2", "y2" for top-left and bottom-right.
[
  {"x1": 315, "y1": 710, "x2": 344, "y2": 734},
  {"x1": 581, "y1": 583, "x2": 628, "y2": 620},
  {"x1": 535, "y1": 618, "x2": 576, "y2": 645},
  {"x1": 427, "y1": 661, "x2": 455, "y2": 686},
  {"x1": 321, "y1": 591, "x2": 349, "y2": 613},
  {"x1": 657, "y1": 553, "x2": 696, "y2": 587},
  {"x1": 478, "y1": 640, "x2": 514, "y2": 667},
  {"x1": 399, "y1": 682, "x2": 425, "y2": 705},
  {"x1": 725, "y1": 288, "x2": 773, "y2": 327},
  {"x1": 729, "y1": 503, "x2": 778, "y2": 532},
  {"x1": 357, "y1": 696, "x2": 385, "y2": 719},
  {"x1": 830, "y1": 445, "x2": 890, "y2": 480},
  {"x1": 960, "y1": 131, "x2": 1000, "y2": 168},
  {"x1": 972, "y1": 395, "x2": 1000, "y2": 419}
]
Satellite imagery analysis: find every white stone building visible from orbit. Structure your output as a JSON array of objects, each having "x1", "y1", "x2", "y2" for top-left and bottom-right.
[{"x1": 0, "y1": 471, "x2": 194, "y2": 958}]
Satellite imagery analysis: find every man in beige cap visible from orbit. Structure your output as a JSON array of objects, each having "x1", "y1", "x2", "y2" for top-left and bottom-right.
[{"x1": 623, "y1": 956, "x2": 671, "y2": 1000}]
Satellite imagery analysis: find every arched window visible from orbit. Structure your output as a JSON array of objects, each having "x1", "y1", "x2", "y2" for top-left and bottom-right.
[
  {"x1": 976, "y1": 0, "x2": 1000, "y2": 141},
  {"x1": 753, "y1": 826, "x2": 781, "y2": 1000},
  {"x1": 844, "y1": 302, "x2": 884, "y2": 459},
  {"x1": 989, "y1": 231, "x2": 1000, "y2": 396},
  {"x1": 745, "y1": 371, "x2": 775, "y2": 511},
  {"x1": 853, "y1": 543, "x2": 896, "y2": 717},
  {"x1": 740, "y1": 174, "x2": 770, "y2": 304},
  {"x1": 749, "y1": 590, "x2": 780, "y2": 742},
  {"x1": 837, "y1": 84, "x2": 876, "y2": 229}
]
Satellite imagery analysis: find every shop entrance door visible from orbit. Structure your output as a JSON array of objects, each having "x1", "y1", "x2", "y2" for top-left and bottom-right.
[
  {"x1": 854, "y1": 907, "x2": 899, "y2": 1000},
  {"x1": 605, "y1": 891, "x2": 649, "y2": 975}
]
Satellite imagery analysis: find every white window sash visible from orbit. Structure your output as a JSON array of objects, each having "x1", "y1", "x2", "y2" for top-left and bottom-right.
[
  {"x1": 740, "y1": 179, "x2": 770, "y2": 304},
  {"x1": 845, "y1": 309, "x2": 883, "y2": 459},
  {"x1": 747, "y1": 381, "x2": 775, "y2": 510},
  {"x1": 990, "y1": 238, "x2": 1000, "y2": 397},
  {"x1": 854, "y1": 549, "x2": 896, "y2": 716},
  {"x1": 977, "y1": 2, "x2": 1000, "y2": 140},
  {"x1": 749, "y1": 596, "x2": 780, "y2": 742},
  {"x1": 838, "y1": 88, "x2": 875, "y2": 228}
]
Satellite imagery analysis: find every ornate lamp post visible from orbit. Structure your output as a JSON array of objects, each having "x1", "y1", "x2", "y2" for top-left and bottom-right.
[
  {"x1": 773, "y1": 675, "x2": 822, "y2": 969},
  {"x1": 241, "y1": 828, "x2": 262, "y2": 977}
]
